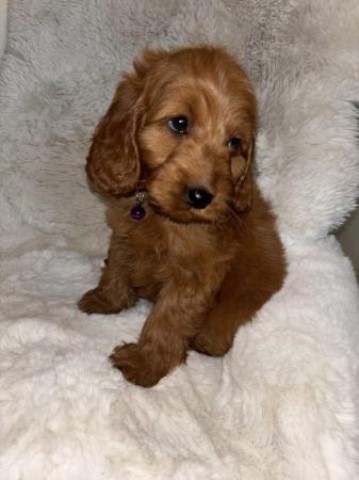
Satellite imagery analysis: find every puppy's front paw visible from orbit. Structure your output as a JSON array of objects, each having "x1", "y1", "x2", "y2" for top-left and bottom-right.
[
  {"x1": 78, "y1": 288, "x2": 114, "y2": 314},
  {"x1": 110, "y1": 343, "x2": 164, "y2": 388},
  {"x1": 78, "y1": 287, "x2": 134, "y2": 315}
]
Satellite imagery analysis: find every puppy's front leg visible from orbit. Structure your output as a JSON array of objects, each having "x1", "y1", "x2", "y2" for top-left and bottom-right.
[
  {"x1": 78, "y1": 238, "x2": 136, "y2": 315},
  {"x1": 110, "y1": 283, "x2": 210, "y2": 387}
]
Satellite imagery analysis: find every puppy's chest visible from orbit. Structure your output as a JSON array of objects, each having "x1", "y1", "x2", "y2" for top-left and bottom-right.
[{"x1": 124, "y1": 215, "x2": 235, "y2": 298}]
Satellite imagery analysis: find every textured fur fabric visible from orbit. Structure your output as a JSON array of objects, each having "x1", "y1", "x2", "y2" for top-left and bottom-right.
[
  {"x1": 0, "y1": 1, "x2": 359, "y2": 479},
  {"x1": 0, "y1": 0, "x2": 7, "y2": 61}
]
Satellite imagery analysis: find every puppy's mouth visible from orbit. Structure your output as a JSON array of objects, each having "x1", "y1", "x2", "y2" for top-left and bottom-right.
[{"x1": 147, "y1": 198, "x2": 210, "y2": 224}]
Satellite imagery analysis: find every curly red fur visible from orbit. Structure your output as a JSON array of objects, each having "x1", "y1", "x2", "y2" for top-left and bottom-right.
[{"x1": 78, "y1": 46, "x2": 286, "y2": 387}]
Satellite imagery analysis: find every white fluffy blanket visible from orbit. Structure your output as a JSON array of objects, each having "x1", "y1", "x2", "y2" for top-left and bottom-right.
[{"x1": 1, "y1": 1, "x2": 359, "y2": 479}]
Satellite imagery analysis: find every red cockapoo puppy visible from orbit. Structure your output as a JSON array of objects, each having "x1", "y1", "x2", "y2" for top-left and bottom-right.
[{"x1": 79, "y1": 46, "x2": 286, "y2": 387}]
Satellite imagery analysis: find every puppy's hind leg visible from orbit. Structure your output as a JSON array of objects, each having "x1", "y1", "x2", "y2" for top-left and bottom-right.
[
  {"x1": 191, "y1": 256, "x2": 284, "y2": 356},
  {"x1": 190, "y1": 271, "x2": 261, "y2": 357},
  {"x1": 190, "y1": 301, "x2": 250, "y2": 357}
]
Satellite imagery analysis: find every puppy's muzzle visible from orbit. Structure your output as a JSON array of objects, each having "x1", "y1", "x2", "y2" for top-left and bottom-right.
[{"x1": 185, "y1": 187, "x2": 213, "y2": 209}]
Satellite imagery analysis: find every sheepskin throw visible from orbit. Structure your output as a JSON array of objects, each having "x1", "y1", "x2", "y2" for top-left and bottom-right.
[{"x1": 1, "y1": 1, "x2": 359, "y2": 479}]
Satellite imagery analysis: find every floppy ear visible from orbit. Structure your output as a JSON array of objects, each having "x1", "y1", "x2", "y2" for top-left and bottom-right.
[
  {"x1": 86, "y1": 75, "x2": 144, "y2": 196},
  {"x1": 233, "y1": 138, "x2": 255, "y2": 213}
]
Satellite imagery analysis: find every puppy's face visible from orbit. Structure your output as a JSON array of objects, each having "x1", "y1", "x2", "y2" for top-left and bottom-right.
[{"x1": 87, "y1": 47, "x2": 257, "y2": 223}]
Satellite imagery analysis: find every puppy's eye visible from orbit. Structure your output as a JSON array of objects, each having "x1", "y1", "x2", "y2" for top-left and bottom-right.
[
  {"x1": 167, "y1": 116, "x2": 189, "y2": 135},
  {"x1": 227, "y1": 137, "x2": 242, "y2": 150}
]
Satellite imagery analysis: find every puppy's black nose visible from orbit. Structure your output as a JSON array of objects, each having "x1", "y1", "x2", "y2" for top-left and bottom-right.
[{"x1": 186, "y1": 187, "x2": 213, "y2": 209}]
